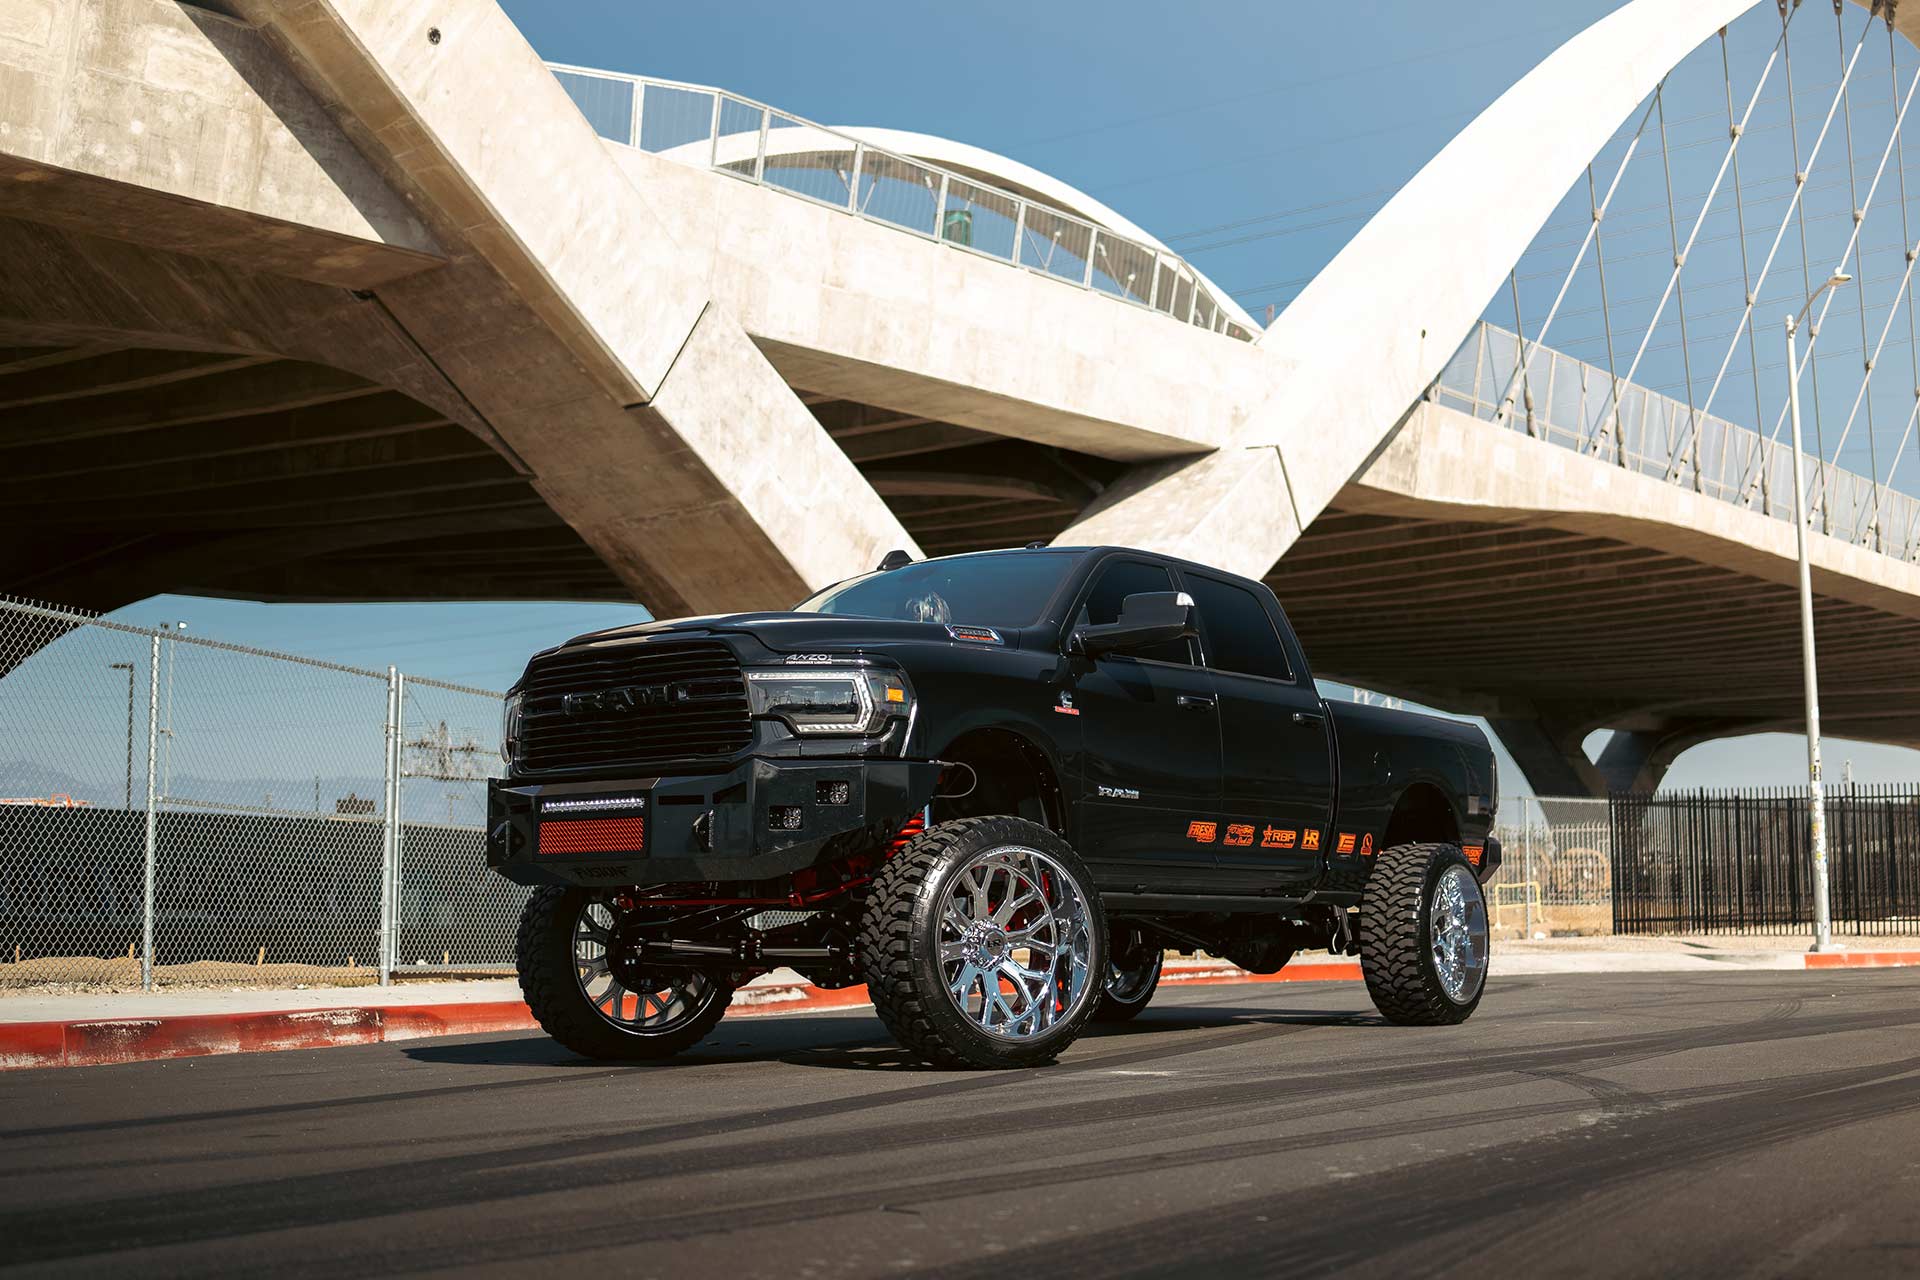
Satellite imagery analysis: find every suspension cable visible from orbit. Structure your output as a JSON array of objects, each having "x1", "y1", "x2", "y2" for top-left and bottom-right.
[
  {"x1": 1746, "y1": 9, "x2": 1885, "y2": 493},
  {"x1": 1656, "y1": 84, "x2": 1707, "y2": 486},
  {"x1": 1587, "y1": 164, "x2": 1626, "y2": 463},
  {"x1": 1721, "y1": 26, "x2": 1768, "y2": 501},
  {"x1": 1783, "y1": 0, "x2": 1833, "y2": 479},
  {"x1": 1491, "y1": 95, "x2": 1660, "y2": 434},
  {"x1": 1508, "y1": 271, "x2": 1536, "y2": 437},
  {"x1": 1692, "y1": 3, "x2": 1866, "y2": 498},
  {"x1": 1586, "y1": 21, "x2": 1792, "y2": 462},
  {"x1": 1835, "y1": 0, "x2": 1876, "y2": 532},
  {"x1": 1882, "y1": 16, "x2": 1920, "y2": 550}
]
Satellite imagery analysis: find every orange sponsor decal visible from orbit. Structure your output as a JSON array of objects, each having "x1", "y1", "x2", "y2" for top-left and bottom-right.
[
  {"x1": 1335, "y1": 832, "x2": 1357, "y2": 855},
  {"x1": 1463, "y1": 844, "x2": 1484, "y2": 867},
  {"x1": 1303, "y1": 829, "x2": 1321, "y2": 851},
  {"x1": 1224, "y1": 823, "x2": 1256, "y2": 847},
  {"x1": 1261, "y1": 827, "x2": 1296, "y2": 849},
  {"x1": 1360, "y1": 833, "x2": 1374, "y2": 857},
  {"x1": 1186, "y1": 820, "x2": 1217, "y2": 844}
]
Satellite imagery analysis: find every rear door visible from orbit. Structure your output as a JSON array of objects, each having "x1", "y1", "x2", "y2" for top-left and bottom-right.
[
  {"x1": 1184, "y1": 571, "x2": 1335, "y2": 886},
  {"x1": 1064, "y1": 556, "x2": 1223, "y2": 888}
]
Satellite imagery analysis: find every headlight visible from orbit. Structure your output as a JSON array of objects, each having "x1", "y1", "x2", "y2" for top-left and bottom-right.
[
  {"x1": 746, "y1": 667, "x2": 910, "y2": 735},
  {"x1": 501, "y1": 690, "x2": 524, "y2": 766}
]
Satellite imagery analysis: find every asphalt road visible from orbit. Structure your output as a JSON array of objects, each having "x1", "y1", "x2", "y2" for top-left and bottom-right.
[{"x1": 4, "y1": 970, "x2": 1920, "y2": 1278}]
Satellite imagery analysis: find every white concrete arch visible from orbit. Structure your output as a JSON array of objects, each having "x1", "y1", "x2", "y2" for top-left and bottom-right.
[{"x1": 1063, "y1": 0, "x2": 1764, "y2": 575}]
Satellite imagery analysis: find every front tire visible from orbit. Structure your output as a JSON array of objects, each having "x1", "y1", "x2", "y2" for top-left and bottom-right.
[
  {"x1": 858, "y1": 816, "x2": 1106, "y2": 1069},
  {"x1": 1359, "y1": 842, "x2": 1489, "y2": 1026},
  {"x1": 516, "y1": 887, "x2": 734, "y2": 1060}
]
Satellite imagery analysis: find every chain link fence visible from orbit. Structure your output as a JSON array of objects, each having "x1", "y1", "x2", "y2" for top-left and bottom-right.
[
  {"x1": 0, "y1": 596, "x2": 517, "y2": 989},
  {"x1": 1487, "y1": 796, "x2": 1616, "y2": 937}
]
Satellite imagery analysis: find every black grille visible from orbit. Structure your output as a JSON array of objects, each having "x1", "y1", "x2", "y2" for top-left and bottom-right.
[{"x1": 517, "y1": 638, "x2": 751, "y2": 775}]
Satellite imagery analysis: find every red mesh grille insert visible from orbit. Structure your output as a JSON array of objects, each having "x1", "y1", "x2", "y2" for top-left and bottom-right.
[{"x1": 538, "y1": 816, "x2": 646, "y2": 856}]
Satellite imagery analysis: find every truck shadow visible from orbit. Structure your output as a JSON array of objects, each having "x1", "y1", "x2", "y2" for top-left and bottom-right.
[{"x1": 403, "y1": 1004, "x2": 1379, "y2": 1074}]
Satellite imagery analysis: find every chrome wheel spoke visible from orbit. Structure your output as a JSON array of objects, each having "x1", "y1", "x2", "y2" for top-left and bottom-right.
[
  {"x1": 937, "y1": 844, "x2": 1094, "y2": 1041},
  {"x1": 1429, "y1": 865, "x2": 1490, "y2": 1004}
]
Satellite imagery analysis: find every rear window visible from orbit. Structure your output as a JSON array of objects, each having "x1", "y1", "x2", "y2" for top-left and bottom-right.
[
  {"x1": 1188, "y1": 574, "x2": 1293, "y2": 681},
  {"x1": 795, "y1": 552, "x2": 1075, "y2": 629}
]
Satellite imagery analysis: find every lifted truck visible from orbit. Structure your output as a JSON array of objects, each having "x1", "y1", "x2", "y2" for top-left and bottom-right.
[{"x1": 490, "y1": 545, "x2": 1501, "y2": 1069}]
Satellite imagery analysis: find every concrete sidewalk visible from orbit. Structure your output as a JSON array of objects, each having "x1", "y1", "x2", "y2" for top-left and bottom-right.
[{"x1": 4, "y1": 938, "x2": 1916, "y2": 1071}]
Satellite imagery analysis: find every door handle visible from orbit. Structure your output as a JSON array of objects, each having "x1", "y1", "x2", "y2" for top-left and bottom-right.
[
  {"x1": 1177, "y1": 694, "x2": 1215, "y2": 710},
  {"x1": 1292, "y1": 711, "x2": 1324, "y2": 725}
]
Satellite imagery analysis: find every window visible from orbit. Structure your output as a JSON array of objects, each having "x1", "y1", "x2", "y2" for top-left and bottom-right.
[
  {"x1": 1074, "y1": 559, "x2": 1194, "y2": 666},
  {"x1": 1188, "y1": 575, "x2": 1292, "y2": 681},
  {"x1": 796, "y1": 551, "x2": 1075, "y2": 629}
]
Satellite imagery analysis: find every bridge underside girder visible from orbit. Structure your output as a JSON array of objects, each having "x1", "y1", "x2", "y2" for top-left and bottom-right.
[{"x1": 1278, "y1": 503, "x2": 1920, "y2": 795}]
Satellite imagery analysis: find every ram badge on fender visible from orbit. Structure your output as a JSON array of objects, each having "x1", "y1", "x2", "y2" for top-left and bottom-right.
[{"x1": 488, "y1": 544, "x2": 1501, "y2": 1069}]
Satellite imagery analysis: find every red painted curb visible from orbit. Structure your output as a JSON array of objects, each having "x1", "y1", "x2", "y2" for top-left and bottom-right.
[
  {"x1": 0, "y1": 962, "x2": 1368, "y2": 1071},
  {"x1": 0, "y1": 1001, "x2": 539, "y2": 1071},
  {"x1": 1804, "y1": 949, "x2": 1920, "y2": 969}
]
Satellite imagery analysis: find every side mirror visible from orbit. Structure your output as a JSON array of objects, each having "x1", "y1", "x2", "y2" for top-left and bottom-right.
[{"x1": 1071, "y1": 591, "x2": 1196, "y2": 660}]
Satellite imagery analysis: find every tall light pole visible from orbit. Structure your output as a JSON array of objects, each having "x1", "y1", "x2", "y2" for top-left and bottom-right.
[
  {"x1": 1785, "y1": 271, "x2": 1850, "y2": 953},
  {"x1": 108, "y1": 662, "x2": 135, "y2": 810}
]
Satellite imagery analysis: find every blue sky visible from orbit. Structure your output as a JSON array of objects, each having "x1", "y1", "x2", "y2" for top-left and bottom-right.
[{"x1": 95, "y1": 1, "x2": 1920, "y2": 793}]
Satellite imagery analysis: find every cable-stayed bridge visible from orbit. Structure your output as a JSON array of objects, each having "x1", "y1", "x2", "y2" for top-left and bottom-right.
[{"x1": 3, "y1": 0, "x2": 1919, "y2": 792}]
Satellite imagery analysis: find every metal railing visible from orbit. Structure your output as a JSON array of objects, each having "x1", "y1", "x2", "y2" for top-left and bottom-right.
[
  {"x1": 1435, "y1": 322, "x2": 1920, "y2": 561},
  {"x1": 0, "y1": 596, "x2": 519, "y2": 988},
  {"x1": 1611, "y1": 787, "x2": 1920, "y2": 936},
  {"x1": 546, "y1": 63, "x2": 1256, "y2": 342}
]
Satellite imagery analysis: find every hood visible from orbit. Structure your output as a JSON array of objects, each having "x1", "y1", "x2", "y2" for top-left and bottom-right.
[{"x1": 555, "y1": 612, "x2": 1002, "y2": 653}]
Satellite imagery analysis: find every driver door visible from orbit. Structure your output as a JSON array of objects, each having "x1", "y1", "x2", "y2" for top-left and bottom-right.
[{"x1": 1065, "y1": 557, "x2": 1223, "y2": 889}]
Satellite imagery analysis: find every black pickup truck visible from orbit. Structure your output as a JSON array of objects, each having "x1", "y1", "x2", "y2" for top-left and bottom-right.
[{"x1": 489, "y1": 545, "x2": 1500, "y2": 1069}]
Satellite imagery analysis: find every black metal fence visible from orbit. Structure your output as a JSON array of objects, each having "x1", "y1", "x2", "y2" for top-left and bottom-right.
[{"x1": 1610, "y1": 786, "x2": 1920, "y2": 935}]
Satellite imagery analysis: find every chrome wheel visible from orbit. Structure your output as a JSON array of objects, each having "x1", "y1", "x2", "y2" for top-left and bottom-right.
[
  {"x1": 938, "y1": 844, "x2": 1095, "y2": 1039},
  {"x1": 1429, "y1": 864, "x2": 1489, "y2": 1004},
  {"x1": 572, "y1": 901, "x2": 717, "y2": 1036}
]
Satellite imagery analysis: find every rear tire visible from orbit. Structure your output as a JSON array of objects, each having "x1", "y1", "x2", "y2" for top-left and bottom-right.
[
  {"x1": 1093, "y1": 928, "x2": 1163, "y2": 1022},
  {"x1": 1359, "y1": 842, "x2": 1489, "y2": 1026},
  {"x1": 858, "y1": 816, "x2": 1105, "y2": 1069},
  {"x1": 516, "y1": 887, "x2": 734, "y2": 1061}
]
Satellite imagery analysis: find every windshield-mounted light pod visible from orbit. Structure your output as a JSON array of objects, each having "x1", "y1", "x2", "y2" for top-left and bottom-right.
[{"x1": 746, "y1": 666, "x2": 911, "y2": 735}]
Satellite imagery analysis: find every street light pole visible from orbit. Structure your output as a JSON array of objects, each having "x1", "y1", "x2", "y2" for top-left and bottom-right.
[
  {"x1": 1784, "y1": 271, "x2": 1849, "y2": 954},
  {"x1": 108, "y1": 662, "x2": 134, "y2": 810}
]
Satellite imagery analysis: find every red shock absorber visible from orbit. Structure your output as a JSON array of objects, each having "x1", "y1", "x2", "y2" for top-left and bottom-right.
[{"x1": 888, "y1": 810, "x2": 928, "y2": 856}]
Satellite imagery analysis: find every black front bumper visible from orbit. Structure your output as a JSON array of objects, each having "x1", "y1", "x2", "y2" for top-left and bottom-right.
[{"x1": 488, "y1": 757, "x2": 943, "y2": 889}]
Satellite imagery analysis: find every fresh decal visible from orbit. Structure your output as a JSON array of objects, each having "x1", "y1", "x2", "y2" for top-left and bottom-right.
[{"x1": 1186, "y1": 820, "x2": 1218, "y2": 843}]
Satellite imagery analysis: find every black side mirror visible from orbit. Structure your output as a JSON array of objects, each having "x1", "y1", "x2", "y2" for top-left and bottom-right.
[{"x1": 1071, "y1": 591, "x2": 1196, "y2": 659}]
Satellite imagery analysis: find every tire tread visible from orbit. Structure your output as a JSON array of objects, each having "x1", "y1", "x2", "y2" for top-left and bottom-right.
[{"x1": 1358, "y1": 841, "x2": 1482, "y2": 1027}]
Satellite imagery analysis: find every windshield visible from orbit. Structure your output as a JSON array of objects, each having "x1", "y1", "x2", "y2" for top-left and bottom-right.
[{"x1": 794, "y1": 552, "x2": 1077, "y2": 628}]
